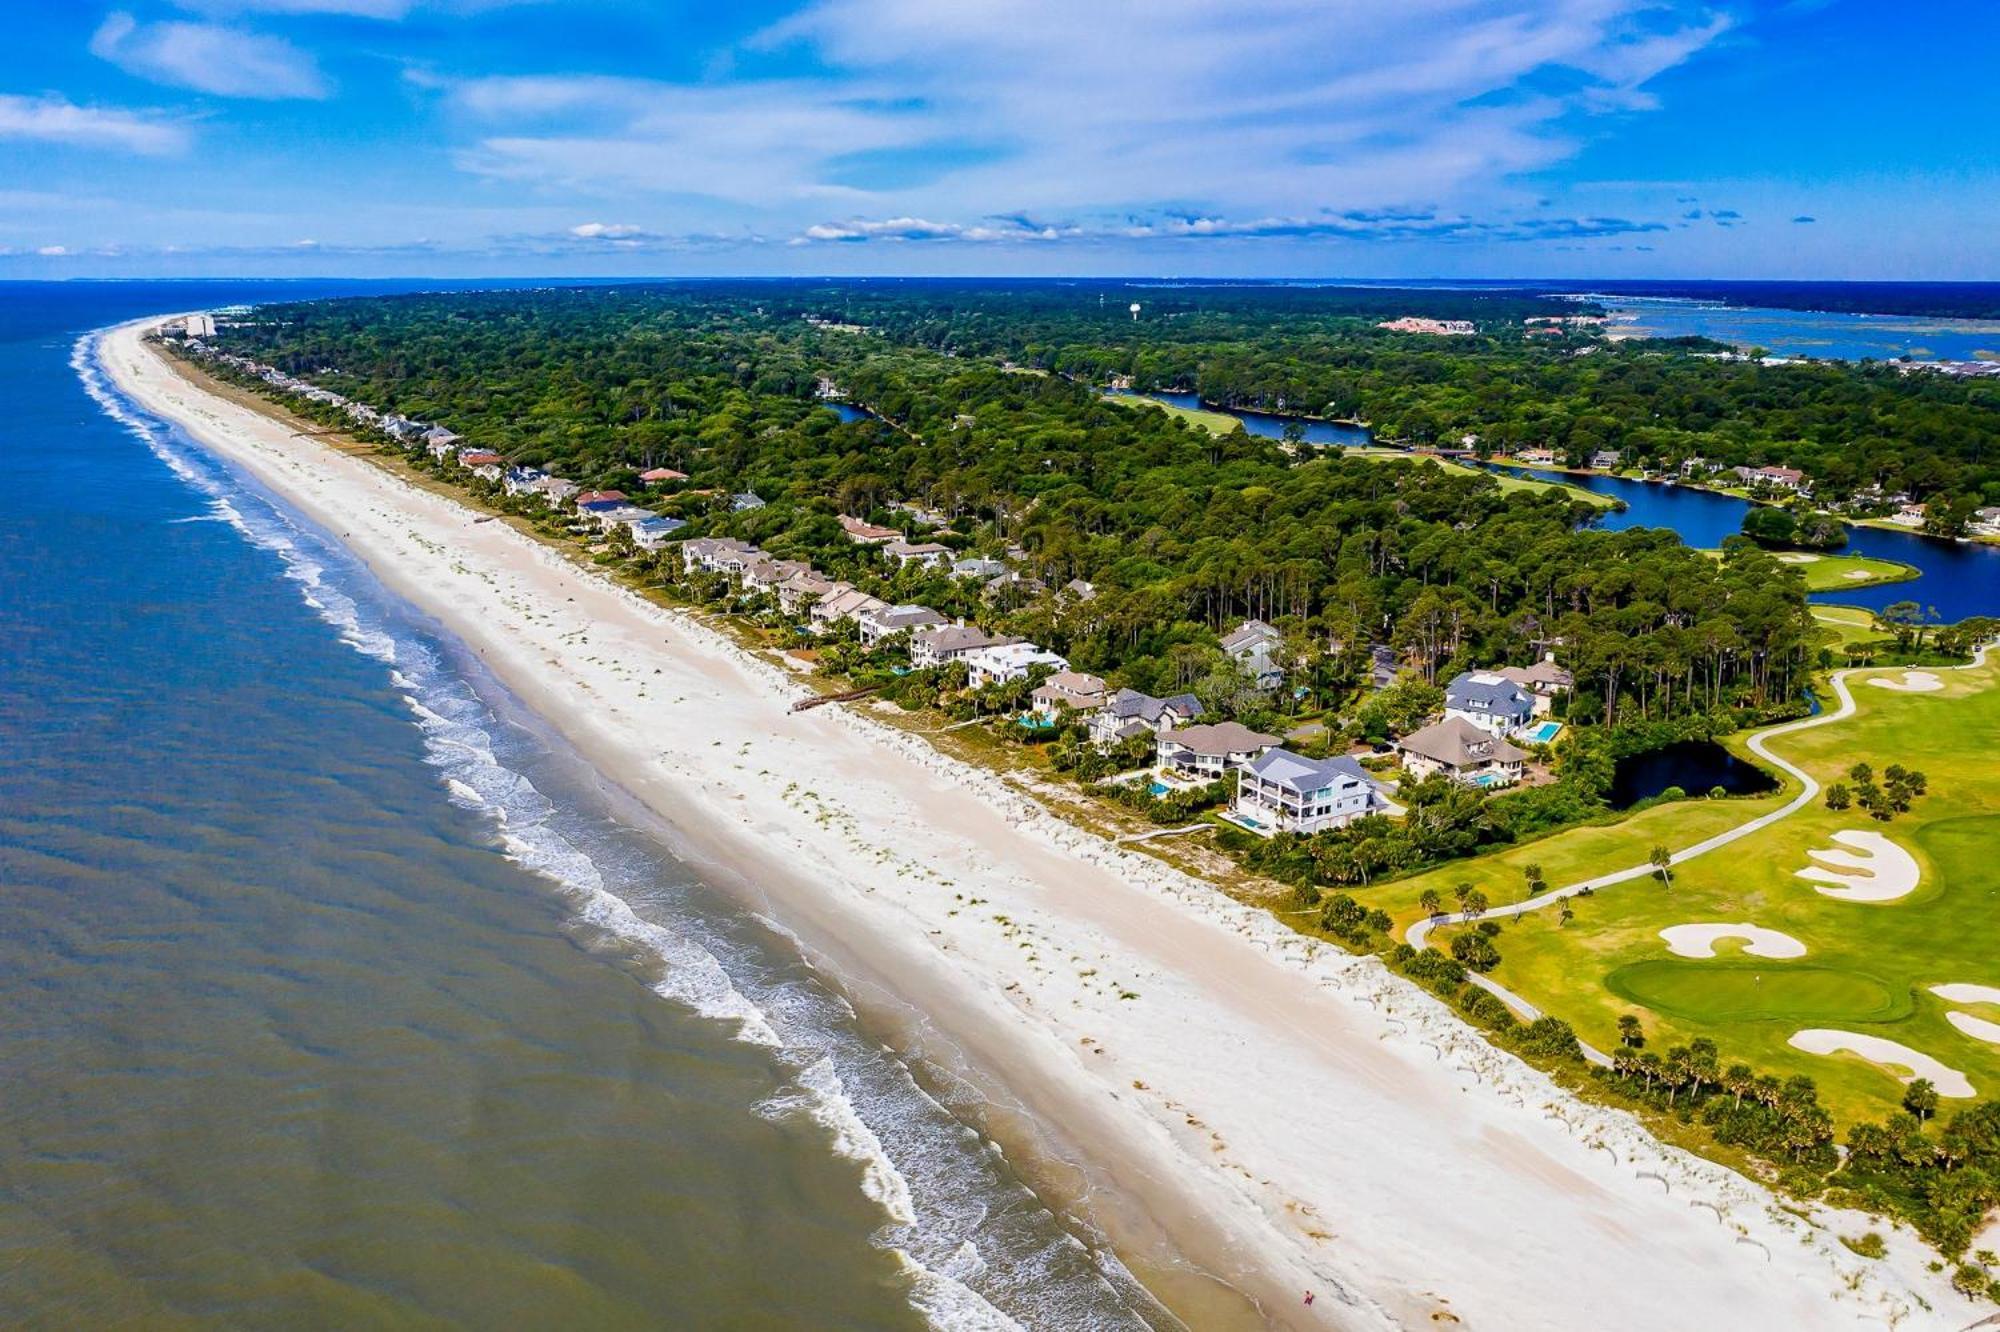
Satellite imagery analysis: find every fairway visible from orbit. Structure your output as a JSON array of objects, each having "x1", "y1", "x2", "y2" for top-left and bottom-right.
[{"x1": 1396, "y1": 652, "x2": 2000, "y2": 1124}]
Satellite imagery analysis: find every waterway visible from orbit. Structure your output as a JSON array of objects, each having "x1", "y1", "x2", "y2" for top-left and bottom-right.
[
  {"x1": 1488, "y1": 464, "x2": 2000, "y2": 623},
  {"x1": 1113, "y1": 389, "x2": 1374, "y2": 447},
  {"x1": 1586, "y1": 294, "x2": 2000, "y2": 363}
]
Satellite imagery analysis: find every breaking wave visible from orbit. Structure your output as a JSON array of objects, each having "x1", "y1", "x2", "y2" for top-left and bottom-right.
[{"x1": 76, "y1": 327, "x2": 1169, "y2": 1332}]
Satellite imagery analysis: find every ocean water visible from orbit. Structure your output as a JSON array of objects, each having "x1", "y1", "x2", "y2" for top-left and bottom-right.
[
  {"x1": 1588, "y1": 294, "x2": 2000, "y2": 362},
  {"x1": 0, "y1": 283, "x2": 1170, "y2": 1329}
]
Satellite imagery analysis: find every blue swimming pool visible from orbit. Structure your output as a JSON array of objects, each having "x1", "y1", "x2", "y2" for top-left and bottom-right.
[{"x1": 1521, "y1": 721, "x2": 1564, "y2": 744}]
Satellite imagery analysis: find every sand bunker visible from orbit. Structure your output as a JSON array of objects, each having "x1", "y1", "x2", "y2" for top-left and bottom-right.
[
  {"x1": 1796, "y1": 830, "x2": 1920, "y2": 902},
  {"x1": 1867, "y1": 670, "x2": 1943, "y2": 692},
  {"x1": 1659, "y1": 923, "x2": 1807, "y2": 960},
  {"x1": 1945, "y1": 1012, "x2": 2000, "y2": 1046},
  {"x1": 1788, "y1": 1030, "x2": 1974, "y2": 1097},
  {"x1": 1840, "y1": 569, "x2": 1873, "y2": 580},
  {"x1": 1929, "y1": 986, "x2": 2000, "y2": 1046},
  {"x1": 1930, "y1": 983, "x2": 2000, "y2": 1007},
  {"x1": 1776, "y1": 553, "x2": 1822, "y2": 564}
]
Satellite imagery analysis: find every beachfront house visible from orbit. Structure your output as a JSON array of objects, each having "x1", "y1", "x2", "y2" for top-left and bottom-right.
[
  {"x1": 1220, "y1": 619, "x2": 1285, "y2": 688},
  {"x1": 810, "y1": 586, "x2": 890, "y2": 633},
  {"x1": 883, "y1": 540, "x2": 952, "y2": 570},
  {"x1": 839, "y1": 514, "x2": 901, "y2": 545},
  {"x1": 1232, "y1": 750, "x2": 1385, "y2": 835},
  {"x1": 740, "y1": 557, "x2": 813, "y2": 596},
  {"x1": 1087, "y1": 689, "x2": 1203, "y2": 749},
  {"x1": 1029, "y1": 671, "x2": 1108, "y2": 720},
  {"x1": 909, "y1": 624, "x2": 1019, "y2": 670},
  {"x1": 1395, "y1": 717, "x2": 1528, "y2": 788},
  {"x1": 1496, "y1": 656, "x2": 1574, "y2": 716},
  {"x1": 574, "y1": 489, "x2": 628, "y2": 510},
  {"x1": 531, "y1": 477, "x2": 579, "y2": 507},
  {"x1": 457, "y1": 450, "x2": 504, "y2": 481},
  {"x1": 1155, "y1": 722, "x2": 1279, "y2": 781},
  {"x1": 858, "y1": 603, "x2": 949, "y2": 646},
  {"x1": 503, "y1": 466, "x2": 547, "y2": 496},
  {"x1": 628, "y1": 516, "x2": 687, "y2": 551},
  {"x1": 775, "y1": 570, "x2": 838, "y2": 615},
  {"x1": 961, "y1": 642, "x2": 1069, "y2": 689},
  {"x1": 639, "y1": 467, "x2": 688, "y2": 485},
  {"x1": 1444, "y1": 671, "x2": 1535, "y2": 737},
  {"x1": 681, "y1": 536, "x2": 761, "y2": 574}
]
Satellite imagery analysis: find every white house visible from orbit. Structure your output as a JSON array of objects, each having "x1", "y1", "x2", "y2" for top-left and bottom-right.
[
  {"x1": 1396, "y1": 717, "x2": 1528, "y2": 787},
  {"x1": 1444, "y1": 671, "x2": 1535, "y2": 736},
  {"x1": 810, "y1": 587, "x2": 889, "y2": 632},
  {"x1": 961, "y1": 642, "x2": 1069, "y2": 689},
  {"x1": 1087, "y1": 688, "x2": 1203, "y2": 748},
  {"x1": 858, "y1": 603, "x2": 949, "y2": 646},
  {"x1": 627, "y1": 516, "x2": 687, "y2": 551},
  {"x1": 1232, "y1": 750, "x2": 1385, "y2": 835},
  {"x1": 883, "y1": 540, "x2": 952, "y2": 570},
  {"x1": 1220, "y1": 619, "x2": 1285, "y2": 688},
  {"x1": 839, "y1": 514, "x2": 901, "y2": 545},
  {"x1": 909, "y1": 624, "x2": 1019, "y2": 669},
  {"x1": 1156, "y1": 722, "x2": 1278, "y2": 780},
  {"x1": 1029, "y1": 671, "x2": 1107, "y2": 719}
]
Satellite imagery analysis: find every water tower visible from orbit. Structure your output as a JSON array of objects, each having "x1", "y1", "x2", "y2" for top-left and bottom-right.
[{"x1": 1129, "y1": 302, "x2": 1141, "y2": 322}]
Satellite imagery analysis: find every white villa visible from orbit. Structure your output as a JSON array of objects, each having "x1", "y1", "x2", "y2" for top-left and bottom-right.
[
  {"x1": 909, "y1": 624, "x2": 1020, "y2": 669},
  {"x1": 1444, "y1": 671, "x2": 1536, "y2": 736},
  {"x1": 961, "y1": 642, "x2": 1069, "y2": 689},
  {"x1": 1088, "y1": 689, "x2": 1202, "y2": 748},
  {"x1": 858, "y1": 603, "x2": 949, "y2": 646},
  {"x1": 883, "y1": 540, "x2": 952, "y2": 570},
  {"x1": 1029, "y1": 671, "x2": 1107, "y2": 719},
  {"x1": 1156, "y1": 722, "x2": 1278, "y2": 780},
  {"x1": 1232, "y1": 750, "x2": 1385, "y2": 835},
  {"x1": 1396, "y1": 717, "x2": 1528, "y2": 787},
  {"x1": 1220, "y1": 619, "x2": 1285, "y2": 688}
]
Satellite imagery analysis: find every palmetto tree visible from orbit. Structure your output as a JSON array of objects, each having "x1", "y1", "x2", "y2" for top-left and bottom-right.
[{"x1": 1649, "y1": 844, "x2": 1673, "y2": 888}]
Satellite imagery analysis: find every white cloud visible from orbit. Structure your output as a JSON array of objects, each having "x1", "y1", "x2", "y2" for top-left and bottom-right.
[
  {"x1": 37, "y1": 245, "x2": 69, "y2": 256},
  {"x1": 568, "y1": 221, "x2": 648, "y2": 239},
  {"x1": 0, "y1": 93, "x2": 188, "y2": 155},
  {"x1": 91, "y1": 12, "x2": 331, "y2": 100},
  {"x1": 423, "y1": 0, "x2": 1731, "y2": 244},
  {"x1": 171, "y1": 0, "x2": 415, "y2": 15}
]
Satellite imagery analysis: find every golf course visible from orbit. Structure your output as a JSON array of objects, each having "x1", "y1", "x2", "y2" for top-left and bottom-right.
[{"x1": 1388, "y1": 651, "x2": 1999, "y2": 1126}]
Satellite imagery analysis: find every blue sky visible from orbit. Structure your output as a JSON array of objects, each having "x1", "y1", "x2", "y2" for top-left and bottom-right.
[{"x1": 0, "y1": 0, "x2": 1992, "y2": 279}]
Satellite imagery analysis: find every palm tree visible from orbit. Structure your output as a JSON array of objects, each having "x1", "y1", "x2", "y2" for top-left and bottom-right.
[
  {"x1": 1616, "y1": 1014, "x2": 1642, "y2": 1048},
  {"x1": 1418, "y1": 888, "x2": 1442, "y2": 918},
  {"x1": 1557, "y1": 901, "x2": 1575, "y2": 929},
  {"x1": 1649, "y1": 844, "x2": 1673, "y2": 889}
]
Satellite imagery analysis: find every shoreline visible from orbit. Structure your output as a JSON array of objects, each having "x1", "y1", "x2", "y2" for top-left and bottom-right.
[{"x1": 105, "y1": 317, "x2": 1968, "y2": 1329}]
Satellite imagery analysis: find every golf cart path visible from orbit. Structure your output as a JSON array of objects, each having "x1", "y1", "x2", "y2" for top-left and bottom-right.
[{"x1": 1405, "y1": 642, "x2": 1994, "y2": 1065}]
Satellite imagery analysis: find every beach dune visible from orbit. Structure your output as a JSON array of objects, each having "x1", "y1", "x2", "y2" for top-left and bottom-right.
[{"x1": 104, "y1": 319, "x2": 1963, "y2": 1330}]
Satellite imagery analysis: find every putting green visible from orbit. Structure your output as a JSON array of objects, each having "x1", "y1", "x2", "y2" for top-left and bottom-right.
[{"x1": 1604, "y1": 961, "x2": 1908, "y2": 1024}]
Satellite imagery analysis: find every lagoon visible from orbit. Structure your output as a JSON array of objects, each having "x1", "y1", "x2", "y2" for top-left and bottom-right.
[
  {"x1": 1489, "y1": 464, "x2": 2000, "y2": 623},
  {"x1": 1589, "y1": 294, "x2": 2000, "y2": 363}
]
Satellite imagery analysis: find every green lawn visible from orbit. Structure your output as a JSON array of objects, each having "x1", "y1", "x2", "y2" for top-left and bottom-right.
[
  {"x1": 1354, "y1": 450, "x2": 1618, "y2": 506},
  {"x1": 1414, "y1": 657, "x2": 2000, "y2": 1125},
  {"x1": 1811, "y1": 603, "x2": 1885, "y2": 649},
  {"x1": 1777, "y1": 551, "x2": 1919, "y2": 592},
  {"x1": 1101, "y1": 392, "x2": 1242, "y2": 436}
]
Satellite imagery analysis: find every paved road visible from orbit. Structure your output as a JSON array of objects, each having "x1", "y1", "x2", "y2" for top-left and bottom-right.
[{"x1": 1404, "y1": 644, "x2": 1994, "y2": 1064}]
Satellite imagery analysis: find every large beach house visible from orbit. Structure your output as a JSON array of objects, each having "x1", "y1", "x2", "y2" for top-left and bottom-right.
[
  {"x1": 1156, "y1": 722, "x2": 1279, "y2": 780},
  {"x1": 1444, "y1": 671, "x2": 1535, "y2": 736},
  {"x1": 1395, "y1": 717, "x2": 1528, "y2": 787},
  {"x1": 1232, "y1": 750, "x2": 1385, "y2": 835},
  {"x1": 1088, "y1": 688, "x2": 1203, "y2": 748}
]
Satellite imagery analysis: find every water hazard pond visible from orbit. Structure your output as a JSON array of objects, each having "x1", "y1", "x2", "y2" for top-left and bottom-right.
[{"x1": 1609, "y1": 740, "x2": 1780, "y2": 809}]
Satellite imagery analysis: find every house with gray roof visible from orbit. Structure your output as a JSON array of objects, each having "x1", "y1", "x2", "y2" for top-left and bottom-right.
[
  {"x1": 1444, "y1": 670, "x2": 1535, "y2": 736},
  {"x1": 858, "y1": 603, "x2": 949, "y2": 646},
  {"x1": 1232, "y1": 750, "x2": 1386, "y2": 835},
  {"x1": 1496, "y1": 656, "x2": 1574, "y2": 715},
  {"x1": 1220, "y1": 619, "x2": 1285, "y2": 687},
  {"x1": 1395, "y1": 717, "x2": 1527, "y2": 788},
  {"x1": 1087, "y1": 688, "x2": 1203, "y2": 749},
  {"x1": 909, "y1": 624, "x2": 1019, "y2": 669}
]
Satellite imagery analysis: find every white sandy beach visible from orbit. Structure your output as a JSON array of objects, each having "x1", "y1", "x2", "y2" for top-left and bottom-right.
[{"x1": 104, "y1": 319, "x2": 1969, "y2": 1330}]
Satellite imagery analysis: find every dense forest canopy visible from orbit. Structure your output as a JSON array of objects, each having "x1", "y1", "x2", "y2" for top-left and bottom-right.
[{"x1": 216, "y1": 282, "x2": 1894, "y2": 724}]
